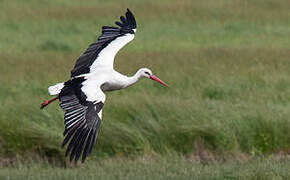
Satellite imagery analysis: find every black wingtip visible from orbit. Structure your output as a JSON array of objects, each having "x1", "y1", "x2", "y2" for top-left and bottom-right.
[
  {"x1": 115, "y1": 21, "x2": 123, "y2": 27},
  {"x1": 126, "y1": 8, "x2": 136, "y2": 29},
  {"x1": 115, "y1": 8, "x2": 136, "y2": 29}
]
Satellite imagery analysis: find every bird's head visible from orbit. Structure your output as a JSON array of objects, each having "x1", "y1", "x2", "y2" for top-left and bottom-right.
[{"x1": 137, "y1": 68, "x2": 168, "y2": 87}]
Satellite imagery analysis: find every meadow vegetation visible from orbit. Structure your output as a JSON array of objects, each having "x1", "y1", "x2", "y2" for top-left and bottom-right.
[
  {"x1": 0, "y1": 0, "x2": 290, "y2": 178},
  {"x1": 2, "y1": 155, "x2": 290, "y2": 180}
]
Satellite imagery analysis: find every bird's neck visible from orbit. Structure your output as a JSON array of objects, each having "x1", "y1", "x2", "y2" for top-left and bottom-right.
[
  {"x1": 123, "y1": 73, "x2": 140, "y2": 88},
  {"x1": 125, "y1": 73, "x2": 140, "y2": 87}
]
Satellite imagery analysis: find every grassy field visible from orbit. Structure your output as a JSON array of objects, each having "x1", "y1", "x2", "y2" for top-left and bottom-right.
[
  {"x1": 1, "y1": 0, "x2": 290, "y2": 178},
  {"x1": 1, "y1": 155, "x2": 290, "y2": 180}
]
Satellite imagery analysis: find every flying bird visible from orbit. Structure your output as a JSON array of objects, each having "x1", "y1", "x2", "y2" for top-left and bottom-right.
[{"x1": 40, "y1": 9, "x2": 168, "y2": 163}]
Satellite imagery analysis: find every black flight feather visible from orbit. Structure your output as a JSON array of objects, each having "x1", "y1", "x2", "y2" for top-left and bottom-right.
[{"x1": 59, "y1": 80, "x2": 104, "y2": 163}]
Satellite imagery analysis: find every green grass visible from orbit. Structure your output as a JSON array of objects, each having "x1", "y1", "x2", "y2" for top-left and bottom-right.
[
  {"x1": 1, "y1": 155, "x2": 290, "y2": 180},
  {"x1": 1, "y1": 0, "x2": 290, "y2": 178}
]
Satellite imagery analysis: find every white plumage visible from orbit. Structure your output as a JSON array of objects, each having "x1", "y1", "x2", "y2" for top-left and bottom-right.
[
  {"x1": 90, "y1": 33, "x2": 135, "y2": 70},
  {"x1": 48, "y1": 83, "x2": 64, "y2": 95}
]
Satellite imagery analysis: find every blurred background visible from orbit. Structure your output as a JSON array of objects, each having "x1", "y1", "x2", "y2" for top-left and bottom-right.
[{"x1": 1, "y1": 0, "x2": 290, "y2": 179}]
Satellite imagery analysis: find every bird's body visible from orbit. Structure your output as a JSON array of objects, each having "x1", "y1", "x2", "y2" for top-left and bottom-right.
[{"x1": 41, "y1": 9, "x2": 168, "y2": 163}]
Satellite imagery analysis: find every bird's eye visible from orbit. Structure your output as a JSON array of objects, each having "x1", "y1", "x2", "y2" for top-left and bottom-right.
[{"x1": 145, "y1": 72, "x2": 150, "y2": 75}]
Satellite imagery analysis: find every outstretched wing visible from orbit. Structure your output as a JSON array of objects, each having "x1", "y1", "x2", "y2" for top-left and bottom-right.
[
  {"x1": 71, "y1": 8, "x2": 137, "y2": 78},
  {"x1": 59, "y1": 78, "x2": 105, "y2": 163}
]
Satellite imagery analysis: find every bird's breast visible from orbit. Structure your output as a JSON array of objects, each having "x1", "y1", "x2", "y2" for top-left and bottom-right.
[{"x1": 101, "y1": 72, "x2": 129, "y2": 92}]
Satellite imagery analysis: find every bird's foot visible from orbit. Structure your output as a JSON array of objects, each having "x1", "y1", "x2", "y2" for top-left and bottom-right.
[{"x1": 40, "y1": 100, "x2": 50, "y2": 109}]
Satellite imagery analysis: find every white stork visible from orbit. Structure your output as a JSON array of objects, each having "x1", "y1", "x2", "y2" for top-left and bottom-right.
[{"x1": 40, "y1": 9, "x2": 168, "y2": 163}]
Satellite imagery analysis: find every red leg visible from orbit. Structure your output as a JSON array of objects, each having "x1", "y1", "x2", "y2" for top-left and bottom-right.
[{"x1": 40, "y1": 96, "x2": 59, "y2": 109}]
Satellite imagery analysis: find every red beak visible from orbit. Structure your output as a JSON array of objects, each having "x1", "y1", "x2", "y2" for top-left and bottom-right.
[{"x1": 149, "y1": 75, "x2": 168, "y2": 87}]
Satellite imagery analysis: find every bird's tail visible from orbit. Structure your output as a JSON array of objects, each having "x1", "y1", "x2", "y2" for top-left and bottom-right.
[
  {"x1": 48, "y1": 82, "x2": 64, "y2": 95},
  {"x1": 40, "y1": 82, "x2": 64, "y2": 109}
]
